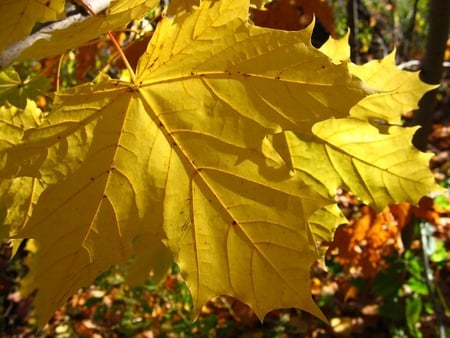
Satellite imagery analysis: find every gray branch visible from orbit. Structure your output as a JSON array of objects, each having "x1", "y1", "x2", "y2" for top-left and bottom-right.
[
  {"x1": 0, "y1": 0, "x2": 110, "y2": 70},
  {"x1": 0, "y1": 14, "x2": 89, "y2": 70}
]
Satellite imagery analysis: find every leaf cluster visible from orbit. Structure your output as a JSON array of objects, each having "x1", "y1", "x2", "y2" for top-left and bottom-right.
[{"x1": 0, "y1": 0, "x2": 442, "y2": 328}]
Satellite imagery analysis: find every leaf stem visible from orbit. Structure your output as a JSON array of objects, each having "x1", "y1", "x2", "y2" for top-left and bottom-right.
[
  {"x1": 76, "y1": 0, "x2": 137, "y2": 83},
  {"x1": 56, "y1": 53, "x2": 64, "y2": 92},
  {"x1": 107, "y1": 32, "x2": 137, "y2": 83}
]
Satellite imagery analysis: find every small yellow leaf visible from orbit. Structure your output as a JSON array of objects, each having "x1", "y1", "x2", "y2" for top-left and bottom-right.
[
  {"x1": 349, "y1": 52, "x2": 437, "y2": 124},
  {"x1": 285, "y1": 118, "x2": 443, "y2": 210}
]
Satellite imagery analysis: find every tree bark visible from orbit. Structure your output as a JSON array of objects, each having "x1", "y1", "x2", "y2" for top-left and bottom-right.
[
  {"x1": 347, "y1": 0, "x2": 361, "y2": 64},
  {"x1": 405, "y1": 0, "x2": 450, "y2": 151}
]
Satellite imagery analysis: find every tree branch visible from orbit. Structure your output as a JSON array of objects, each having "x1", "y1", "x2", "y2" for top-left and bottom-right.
[
  {"x1": 0, "y1": 13, "x2": 89, "y2": 70},
  {"x1": 0, "y1": 0, "x2": 110, "y2": 70}
]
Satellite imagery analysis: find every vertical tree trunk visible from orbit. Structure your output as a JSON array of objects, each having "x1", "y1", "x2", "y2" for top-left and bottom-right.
[
  {"x1": 405, "y1": 0, "x2": 450, "y2": 151},
  {"x1": 347, "y1": 0, "x2": 361, "y2": 63}
]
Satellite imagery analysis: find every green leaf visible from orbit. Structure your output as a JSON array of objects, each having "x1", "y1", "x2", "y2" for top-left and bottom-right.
[
  {"x1": 407, "y1": 277, "x2": 428, "y2": 296},
  {"x1": 0, "y1": 68, "x2": 51, "y2": 109},
  {"x1": 406, "y1": 296, "x2": 423, "y2": 338}
]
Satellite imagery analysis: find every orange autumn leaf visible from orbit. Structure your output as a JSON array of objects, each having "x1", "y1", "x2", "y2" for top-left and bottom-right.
[
  {"x1": 75, "y1": 43, "x2": 99, "y2": 82},
  {"x1": 412, "y1": 196, "x2": 441, "y2": 225},
  {"x1": 329, "y1": 205, "x2": 405, "y2": 277}
]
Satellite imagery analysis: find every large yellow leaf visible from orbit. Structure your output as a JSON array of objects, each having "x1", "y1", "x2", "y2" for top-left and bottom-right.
[
  {"x1": 17, "y1": 74, "x2": 333, "y2": 326},
  {"x1": 0, "y1": 0, "x2": 159, "y2": 66},
  {"x1": 7, "y1": 0, "x2": 439, "y2": 329},
  {"x1": 0, "y1": 0, "x2": 65, "y2": 53},
  {"x1": 284, "y1": 118, "x2": 442, "y2": 210},
  {"x1": 12, "y1": 0, "x2": 372, "y2": 326}
]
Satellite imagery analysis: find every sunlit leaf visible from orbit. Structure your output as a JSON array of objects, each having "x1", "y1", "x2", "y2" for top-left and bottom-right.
[
  {"x1": 284, "y1": 118, "x2": 442, "y2": 210},
  {"x1": 349, "y1": 52, "x2": 437, "y2": 124},
  {"x1": 308, "y1": 204, "x2": 347, "y2": 258},
  {"x1": 319, "y1": 37, "x2": 437, "y2": 125},
  {"x1": 319, "y1": 31, "x2": 350, "y2": 64},
  {"x1": 2, "y1": 0, "x2": 439, "y2": 329}
]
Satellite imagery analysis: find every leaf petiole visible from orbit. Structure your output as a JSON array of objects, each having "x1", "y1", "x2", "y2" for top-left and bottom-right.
[{"x1": 76, "y1": 0, "x2": 137, "y2": 83}]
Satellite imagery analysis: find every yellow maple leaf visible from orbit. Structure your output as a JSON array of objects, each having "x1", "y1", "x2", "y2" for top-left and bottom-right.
[
  {"x1": 2, "y1": 0, "x2": 439, "y2": 329},
  {"x1": 6, "y1": 0, "x2": 371, "y2": 326}
]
